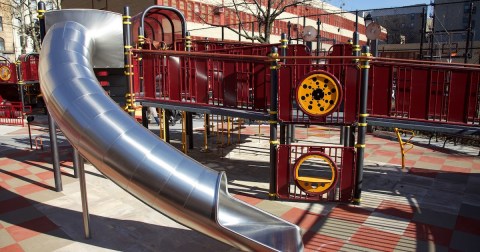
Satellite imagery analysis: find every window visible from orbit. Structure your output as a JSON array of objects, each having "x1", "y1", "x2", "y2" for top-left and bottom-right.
[
  {"x1": 0, "y1": 38, "x2": 5, "y2": 51},
  {"x1": 0, "y1": 17, "x2": 3, "y2": 32}
]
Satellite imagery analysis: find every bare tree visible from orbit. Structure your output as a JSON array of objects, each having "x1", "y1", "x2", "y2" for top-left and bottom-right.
[
  {"x1": 2, "y1": 0, "x2": 61, "y2": 53},
  {"x1": 197, "y1": 0, "x2": 315, "y2": 43}
]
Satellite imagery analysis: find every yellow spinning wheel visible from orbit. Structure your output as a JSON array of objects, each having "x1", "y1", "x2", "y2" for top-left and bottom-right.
[
  {"x1": 294, "y1": 152, "x2": 338, "y2": 195},
  {"x1": 296, "y1": 71, "x2": 342, "y2": 117},
  {"x1": 0, "y1": 66, "x2": 11, "y2": 81}
]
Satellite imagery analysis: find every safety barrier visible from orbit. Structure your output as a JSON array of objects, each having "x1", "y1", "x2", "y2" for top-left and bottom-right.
[
  {"x1": 0, "y1": 102, "x2": 30, "y2": 126},
  {"x1": 369, "y1": 58, "x2": 480, "y2": 126},
  {"x1": 276, "y1": 145, "x2": 356, "y2": 202}
]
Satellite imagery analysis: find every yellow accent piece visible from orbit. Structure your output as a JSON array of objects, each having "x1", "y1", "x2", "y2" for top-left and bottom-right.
[
  {"x1": 280, "y1": 39, "x2": 288, "y2": 43},
  {"x1": 37, "y1": 9, "x2": 46, "y2": 13},
  {"x1": 355, "y1": 144, "x2": 366, "y2": 148},
  {"x1": 279, "y1": 45, "x2": 287, "y2": 48},
  {"x1": 269, "y1": 140, "x2": 280, "y2": 145},
  {"x1": 359, "y1": 113, "x2": 370, "y2": 117},
  {"x1": 186, "y1": 36, "x2": 191, "y2": 39},
  {"x1": 270, "y1": 65, "x2": 281, "y2": 70},
  {"x1": 268, "y1": 120, "x2": 277, "y2": 124},
  {"x1": 352, "y1": 198, "x2": 362, "y2": 203},
  {"x1": 294, "y1": 153, "x2": 337, "y2": 194},
  {"x1": 122, "y1": 15, "x2": 131, "y2": 19},
  {"x1": 269, "y1": 52, "x2": 279, "y2": 58},
  {"x1": 394, "y1": 128, "x2": 415, "y2": 170},
  {"x1": 123, "y1": 21, "x2": 131, "y2": 25},
  {"x1": 296, "y1": 72, "x2": 342, "y2": 117},
  {"x1": 0, "y1": 66, "x2": 11, "y2": 81},
  {"x1": 124, "y1": 45, "x2": 132, "y2": 49},
  {"x1": 138, "y1": 35, "x2": 144, "y2": 38},
  {"x1": 362, "y1": 53, "x2": 372, "y2": 57},
  {"x1": 268, "y1": 193, "x2": 277, "y2": 198},
  {"x1": 358, "y1": 122, "x2": 368, "y2": 127},
  {"x1": 137, "y1": 57, "x2": 142, "y2": 61},
  {"x1": 359, "y1": 65, "x2": 370, "y2": 69},
  {"x1": 124, "y1": 51, "x2": 133, "y2": 55},
  {"x1": 124, "y1": 72, "x2": 134, "y2": 76},
  {"x1": 268, "y1": 110, "x2": 277, "y2": 115}
]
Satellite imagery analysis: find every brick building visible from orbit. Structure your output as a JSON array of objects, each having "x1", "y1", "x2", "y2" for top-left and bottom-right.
[{"x1": 62, "y1": 0, "x2": 377, "y2": 51}]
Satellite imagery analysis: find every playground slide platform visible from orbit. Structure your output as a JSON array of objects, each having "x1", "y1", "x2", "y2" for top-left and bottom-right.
[{"x1": 39, "y1": 9, "x2": 303, "y2": 251}]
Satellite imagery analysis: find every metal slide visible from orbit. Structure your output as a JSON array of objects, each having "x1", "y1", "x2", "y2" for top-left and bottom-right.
[{"x1": 39, "y1": 9, "x2": 303, "y2": 252}]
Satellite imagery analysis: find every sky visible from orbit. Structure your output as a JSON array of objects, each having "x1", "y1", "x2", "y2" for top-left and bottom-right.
[{"x1": 328, "y1": 0, "x2": 431, "y2": 11}]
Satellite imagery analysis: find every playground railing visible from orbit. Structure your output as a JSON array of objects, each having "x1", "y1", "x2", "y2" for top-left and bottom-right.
[{"x1": 0, "y1": 102, "x2": 31, "y2": 126}]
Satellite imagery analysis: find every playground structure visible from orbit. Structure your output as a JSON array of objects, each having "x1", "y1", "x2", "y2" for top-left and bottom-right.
[
  {"x1": 12, "y1": 3, "x2": 480, "y2": 251},
  {"x1": 0, "y1": 54, "x2": 39, "y2": 126},
  {"x1": 125, "y1": 6, "x2": 480, "y2": 204},
  {"x1": 39, "y1": 7, "x2": 303, "y2": 252}
]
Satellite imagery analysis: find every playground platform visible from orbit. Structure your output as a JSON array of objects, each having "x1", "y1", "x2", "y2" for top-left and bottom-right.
[{"x1": 1, "y1": 116, "x2": 480, "y2": 251}]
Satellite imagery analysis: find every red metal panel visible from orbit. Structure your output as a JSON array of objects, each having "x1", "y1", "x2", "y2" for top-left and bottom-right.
[
  {"x1": 167, "y1": 56, "x2": 182, "y2": 101},
  {"x1": 276, "y1": 145, "x2": 290, "y2": 199},
  {"x1": 142, "y1": 54, "x2": 156, "y2": 98},
  {"x1": 394, "y1": 67, "x2": 412, "y2": 117},
  {"x1": 409, "y1": 68, "x2": 429, "y2": 120},
  {"x1": 194, "y1": 59, "x2": 209, "y2": 104},
  {"x1": 211, "y1": 60, "x2": 224, "y2": 105},
  {"x1": 340, "y1": 148, "x2": 355, "y2": 202},
  {"x1": 223, "y1": 62, "x2": 237, "y2": 107},
  {"x1": 447, "y1": 71, "x2": 469, "y2": 123},
  {"x1": 343, "y1": 66, "x2": 360, "y2": 123},
  {"x1": 368, "y1": 65, "x2": 391, "y2": 117},
  {"x1": 428, "y1": 70, "x2": 446, "y2": 120},
  {"x1": 467, "y1": 72, "x2": 480, "y2": 123},
  {"x1": 278, "y1": 66, "x2": 292, "y2": 121},
  {"x1": 253, "y1": 63, "x2": 268, "y2": 110}
]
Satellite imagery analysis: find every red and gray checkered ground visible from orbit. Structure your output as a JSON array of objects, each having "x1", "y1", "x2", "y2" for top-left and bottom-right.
[{"x1": 1, "y1": 121, "x2": 479, "y2": 251}]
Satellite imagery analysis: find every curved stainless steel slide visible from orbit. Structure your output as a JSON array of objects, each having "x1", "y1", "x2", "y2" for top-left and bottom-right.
[{"x1": 39, "y1": 9, "x2": 303, "y2": 252}]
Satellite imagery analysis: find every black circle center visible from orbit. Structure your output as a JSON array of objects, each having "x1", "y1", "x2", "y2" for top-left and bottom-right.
[{"x1": 312, "y1": 88, "x2": 324, "y2": 101}]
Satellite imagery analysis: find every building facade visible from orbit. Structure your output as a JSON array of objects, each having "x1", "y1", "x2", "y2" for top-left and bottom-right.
[
  {"x1": 370, "y1": 5, "x2": 428, "y2": 44},
  {"x1": 62, "y1": 0, "x2": 375, "y2": 51},
  {"x1": 0, "y1": 0, "x2": 17, "y2": 61},
  {"x1": 434, "y1": 0, "x2": 480, "y2": 42}
]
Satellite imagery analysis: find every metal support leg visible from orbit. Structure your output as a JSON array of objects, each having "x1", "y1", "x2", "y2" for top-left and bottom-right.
[
  {"x1": 187, "y1": 112, "x2": 193, "y2": 149},
  {"x1": 72, "y1": 148, "x2": 80, "y2": 178},
  {"x1": 164, "y1": 110, "x2": 170, "y2": 143},
  {"x1": 78, "y1": 155, "x2": 91, "y2": 239},
  {"x1": 48, "y1": 114, "x2": 62, "y2": 192},
  {"x1": 141, "y1": 106, "x2": 148, "y2": 128},
  {"x1": 290, "y1": 125, "x2": 296, "y2": 143},
  {"x1": 286, "y1": 124, "x2": 291, "y2": 145},
  {"x1": 280, "y1": 123, "x2": 286, "y2": 145}
]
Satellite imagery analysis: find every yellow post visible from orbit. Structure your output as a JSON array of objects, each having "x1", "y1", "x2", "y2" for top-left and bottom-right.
[
  {"x1": 394, "y1": 128, "x2": 415, "y2": 170},
  {"x1": 182, "y1": 111, "x2": 187, "y2": 154},
  {"x1": 227, "y1": 117, "x2": 231, "y2": 145},
  {"x1": 238, "y1": 119, "x2": 242, "y2": 144},
  {"x1": 159, "y1": 108, "x2": 164, "y2": 139},
  {"x1": 201, "y1": 113, "x2": 209, "y2": 152}
]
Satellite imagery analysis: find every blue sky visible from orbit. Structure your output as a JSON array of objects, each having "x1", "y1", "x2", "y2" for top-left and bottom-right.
[{"x1": 328, "y1": 0, "x2": 431, "y2": 11}]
